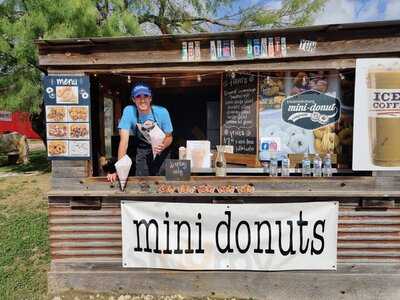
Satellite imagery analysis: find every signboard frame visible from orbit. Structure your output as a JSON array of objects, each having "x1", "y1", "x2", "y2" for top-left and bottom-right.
[
  {"x1": 220, "y1": 73, "x2": 260, "y2": 167},
  {"x1": 43, "y1": 75, "x2": 92, "y2": 160}
]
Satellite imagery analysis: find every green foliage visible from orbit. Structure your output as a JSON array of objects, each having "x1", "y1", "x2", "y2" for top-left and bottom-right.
[
  {"x1": 0, "y1": 0, "x2": 326, "y2": 115},
  {"x1": 0, "y1": 0, "x2": 142, "y2": 113},
  {"x1": 239, "y1": 0, "x2": 326, "y2": 29}
]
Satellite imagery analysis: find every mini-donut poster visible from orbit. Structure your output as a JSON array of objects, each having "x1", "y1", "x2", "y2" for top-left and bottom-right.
[
  {"x1": 43, "y1": 75, "x2": 91, "y2": 159},
  {"x1": 259, "y1": 71, "x2": 354, "y2": 167}
]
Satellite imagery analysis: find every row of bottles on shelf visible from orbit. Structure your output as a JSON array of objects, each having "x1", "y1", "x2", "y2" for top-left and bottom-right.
[{"x1": 268, "y1": 153, "x2": 332, "y2": 177}]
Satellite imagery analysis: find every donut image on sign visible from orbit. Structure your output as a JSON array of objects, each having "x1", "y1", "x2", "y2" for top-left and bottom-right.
[{"x1": 56, "y1": 86, "x2": 78, "y2": 104}]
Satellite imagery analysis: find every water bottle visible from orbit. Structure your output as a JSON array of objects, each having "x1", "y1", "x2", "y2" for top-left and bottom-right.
[
  {"x1": 302, "y1": 153, "x2": 311, "y2": 177},
  {"x1": 323, "y1": 153, "x2": 332, "y2": 177},
  {"x1": 270, "y1": 155, "x2": 278, "y2": 177},
  {"x1": 281, "y1": 155, "x2": 290, "y2": 177},
  {"x1": 313, "y1": 153, "x2": 322, "y2": 177}
]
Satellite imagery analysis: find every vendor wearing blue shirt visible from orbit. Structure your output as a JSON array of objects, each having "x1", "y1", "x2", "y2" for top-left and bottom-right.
[{"x1": 107, "y1": 83, "x2": 173, "y2": 181}]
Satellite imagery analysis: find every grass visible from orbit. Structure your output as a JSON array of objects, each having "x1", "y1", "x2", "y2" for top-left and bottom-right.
[
  {"x1": 0, "y1": 149, "x2": 51, "y2": 299},
  {"x1": 0, "y1": 149, "x2": 50, "y2": 173}
]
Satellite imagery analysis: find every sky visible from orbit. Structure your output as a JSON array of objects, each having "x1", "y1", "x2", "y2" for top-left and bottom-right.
[
  {"x1": 229, "y1": 0, "x2": 400, "y2": 25},
  {"x1": 314, "y1": 0, "x2": 400, "y2": 24}
]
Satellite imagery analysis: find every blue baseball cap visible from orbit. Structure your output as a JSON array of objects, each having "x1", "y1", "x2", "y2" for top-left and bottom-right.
[{"x1": 131, "y1": 84, "x2": 151, "y2": 98}]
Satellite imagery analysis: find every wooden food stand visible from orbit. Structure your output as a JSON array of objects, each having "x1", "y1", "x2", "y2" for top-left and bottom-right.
[{"x1": 37, "y1": 20, "x2": 400, "y2": 298}]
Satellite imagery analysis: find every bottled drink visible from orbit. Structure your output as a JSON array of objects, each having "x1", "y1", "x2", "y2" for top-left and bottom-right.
[
  {"x1": 323, "y1": 153, "x2": 332, "y2": 177},
  {"x1": 302, "y1": 153, "x2": 311, "y2": 177},
  {"x1": 270, "y1": 155, "x2": 278, "y2": 177},
  {"x1": 313, "y1": 153, "x2": 322, "y2": 177},
  {"x1": 215, "y1": 145, "x2": 226, "y2": 177},
  {"x1": 281, "y1": 155, "x2": 290, "y2": 177}
]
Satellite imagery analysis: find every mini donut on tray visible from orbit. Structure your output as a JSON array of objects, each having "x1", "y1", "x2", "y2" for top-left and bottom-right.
[
  {"x1": 196, "y1": 184, "x2": 216, "y2": 194},
  {"x1": 178, "y1": 184, "x2": 196, "y2": 194},
  {"x1": 157, "y1": 184, "x2": 176, "y2": 194},
  {"x1": 237, "y1": 183, "x2": 255, "y2": 194},
  {"x1": 216, "y1": 184, "x2": 236, "y2": 194}
]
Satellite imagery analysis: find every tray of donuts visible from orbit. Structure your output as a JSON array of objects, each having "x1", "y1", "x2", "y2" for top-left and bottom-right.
[{"x1": 156, "y1": 183, "x2": 255, "y2": 194}]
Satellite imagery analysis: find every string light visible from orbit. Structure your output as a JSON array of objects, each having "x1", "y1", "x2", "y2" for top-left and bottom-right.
[
  {"x1": 197, "y1": 74, "x2": 202, "y2": 82},
  {"x1": 161, "y1": 77, "x2": 166, "y2": 86},
  {"x1": 109, "y1": 70, "x2": 355, "y2": 83}
]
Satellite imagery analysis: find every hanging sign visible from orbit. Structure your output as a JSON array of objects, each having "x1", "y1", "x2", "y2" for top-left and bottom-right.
[
  {"x1": 282, "y1": 90, "x2": 341, "y2": 130},
  {"x1": 353, "y1": 58, "x2": 400, "y2": 170},
  {"x1": 122, "y1": 201, "x2": 338, "y2": 270}
]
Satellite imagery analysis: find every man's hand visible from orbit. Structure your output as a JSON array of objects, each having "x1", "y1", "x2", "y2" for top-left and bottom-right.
[
  {"x1": 107, "y1": 172, "x2": 117, "y2": 183},
  {"x1": 153, "y1": 143, "x2": 165, "y2": 155}
]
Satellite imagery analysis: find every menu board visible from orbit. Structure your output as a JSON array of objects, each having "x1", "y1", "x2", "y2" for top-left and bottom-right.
[
  {"x1": 43, "y1": 75, "x2": 91, "y2": 160},
  {"x1": 222, "y1": 73, "x2": 257, "y2": 154}
]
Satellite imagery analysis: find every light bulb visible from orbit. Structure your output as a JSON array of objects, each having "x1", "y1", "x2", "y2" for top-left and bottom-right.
[
  {"x1": 197, "y1": 74, "x2": 202, "y2": 82},
  {"x1": 231, "y1": 72, "x2": 235, "y2": 79},
  {"x1": 162, "y1": 77, "x2": 166, "y2": 86},
  {"x1": 127, "y1": 75, "x2": 131, "y2": 83}
]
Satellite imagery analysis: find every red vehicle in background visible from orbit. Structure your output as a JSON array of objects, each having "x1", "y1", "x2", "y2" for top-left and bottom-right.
[{"x1": 0, "y1": 111, "x2": 40, "y2": 139}]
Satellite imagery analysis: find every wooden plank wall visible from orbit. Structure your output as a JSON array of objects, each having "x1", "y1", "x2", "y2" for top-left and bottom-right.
[
  {"x1": 38, "y1": 37, "x2": 400, "y2": 67},
  {"x1": 48, "y1": 198, "x2": 400, "y2": 263}
]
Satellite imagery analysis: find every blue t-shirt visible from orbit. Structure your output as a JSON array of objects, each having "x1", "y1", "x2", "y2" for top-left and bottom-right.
[{"x1": 118, "y1": 105, "x2": 173, "y2": 134}]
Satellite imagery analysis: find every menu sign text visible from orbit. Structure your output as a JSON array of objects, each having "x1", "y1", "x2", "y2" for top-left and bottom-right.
[{"x1": 222, "y1": 73, "x2": 257, "y2": 154}]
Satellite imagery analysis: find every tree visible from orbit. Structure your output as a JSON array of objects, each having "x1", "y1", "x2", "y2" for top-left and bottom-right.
[{"x1": 0, "y1": 0, "x2": 326, "y2": 143}]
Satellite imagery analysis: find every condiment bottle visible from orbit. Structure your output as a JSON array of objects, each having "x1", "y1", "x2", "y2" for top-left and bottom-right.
[
  {"x1": 179, "y1": 146, "x2": 186, "y2": 160},
  {"x1": 215, "y1": 145, "x2": 227, "y2": 177}
]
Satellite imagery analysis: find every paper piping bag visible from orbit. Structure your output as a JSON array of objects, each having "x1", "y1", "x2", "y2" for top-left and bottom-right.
[{"x1": 115, "y1": 155, "x2": 132, "y2": 191}]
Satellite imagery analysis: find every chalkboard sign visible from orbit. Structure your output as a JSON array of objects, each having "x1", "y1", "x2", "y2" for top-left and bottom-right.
[
  {"x1": 165, "y1": 159, "x2": 191, "y2": 181},
  {"x1": 222, "y1": 73, "x2": 257, "y2": 154}
]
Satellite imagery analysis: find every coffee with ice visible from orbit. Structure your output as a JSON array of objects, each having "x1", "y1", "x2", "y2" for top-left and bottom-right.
[{"x1": 368, "y1": 70, "x2": 400, "y2": 166}]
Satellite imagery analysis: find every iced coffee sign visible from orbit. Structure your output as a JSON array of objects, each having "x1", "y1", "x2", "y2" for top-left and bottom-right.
[
  {"x1": 282, "y1": 90, "x2": 341, "y2": 130},
  {"x1": 353, "y1": 58, "x2": 400, "y2": 170}
]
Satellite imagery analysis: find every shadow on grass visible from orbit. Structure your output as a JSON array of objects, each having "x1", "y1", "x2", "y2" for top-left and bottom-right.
[{"x1": 0, "y1": 150, "x2": 50, "y2": 173}]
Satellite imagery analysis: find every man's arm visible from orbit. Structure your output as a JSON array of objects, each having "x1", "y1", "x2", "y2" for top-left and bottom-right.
[
  {"x1": 107, "y1": 129, "x2": 130, "y2": 182},
  {"x1": 163, "y1": 133, "x2": 173, "y2": 148},
  {"x1": 154, "y1": 133, "x2": 173, "y2": 155},
  {"x1": 118, "y1": 129, "x2": 130, "y2": 160}
]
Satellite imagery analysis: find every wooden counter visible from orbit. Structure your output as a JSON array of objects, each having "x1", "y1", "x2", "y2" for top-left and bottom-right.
[{"x1": 49, "y1": 175, "x2": 400, "y2": 199}]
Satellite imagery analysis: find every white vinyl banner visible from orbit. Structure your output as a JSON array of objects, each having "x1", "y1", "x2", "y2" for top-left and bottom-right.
[{"x1": 121, "y1": 201, "x2": 338, "y2": 271}]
